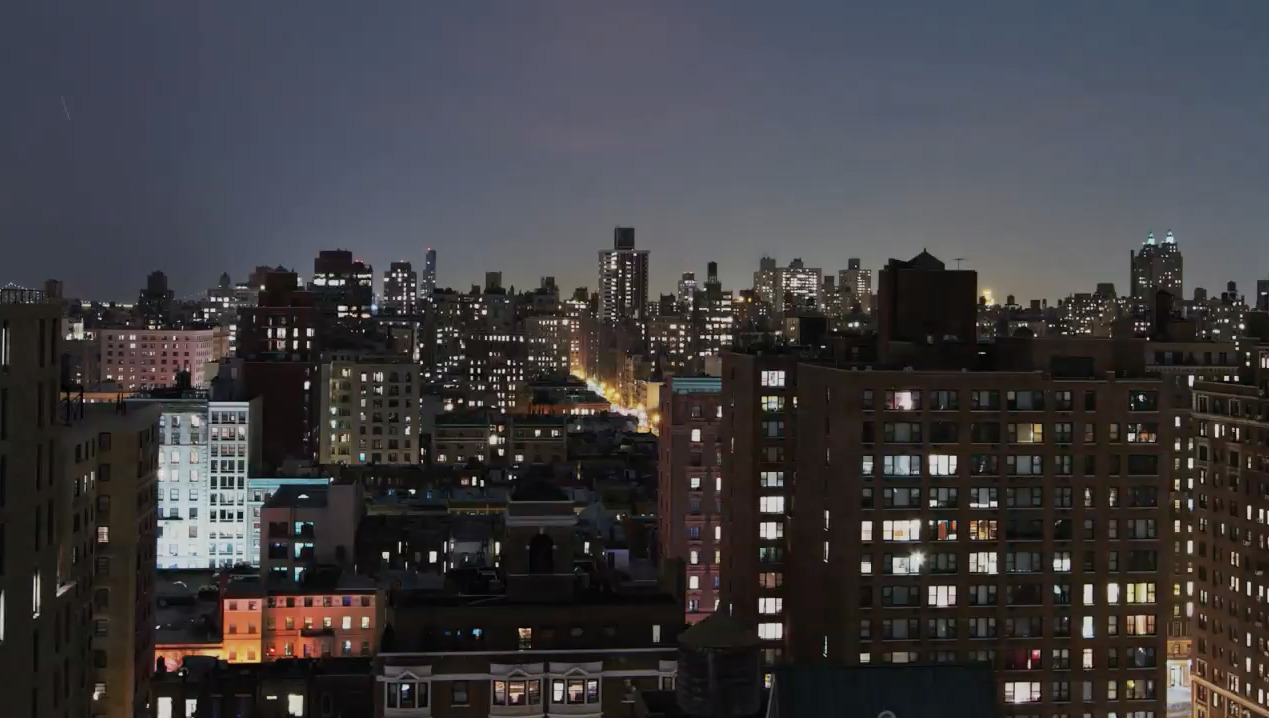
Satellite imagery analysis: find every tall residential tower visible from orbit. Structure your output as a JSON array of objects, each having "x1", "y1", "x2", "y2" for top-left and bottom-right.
[{"x1": 597, "y1": 227, "x2": 650, "y2": 323}]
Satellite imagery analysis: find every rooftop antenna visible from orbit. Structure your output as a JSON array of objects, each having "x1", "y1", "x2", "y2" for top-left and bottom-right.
[{"x1": 954, "y1": 257, "x2": 968, "y2": 270}]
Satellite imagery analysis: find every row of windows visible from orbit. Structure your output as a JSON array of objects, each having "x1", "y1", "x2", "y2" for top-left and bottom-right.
[
  {"x1": 855, "y1": 583, "x2": 1159, "y2": 614},
  {"x1": 859, "y1": 486, "x2": 1159, "y2": 509},
  {"x1": 858, "y1": 518, "x2": 1158, "y2": 543},
  {"x1": 862, "y1": 549, "x2": 1158, "y2": 576},
  {"x1": 860, "y1": 421, "x2": 1158, "y2": 444},
  {"x1": 850, "y1": 389, "x2": 1157, "y2": 413},
  {"x1": 1004, "y1": 678, "x2": 1157, "y2": 704},
  {"x1": 855, "y1": 453, "x2": 1161, "y2": 477}
]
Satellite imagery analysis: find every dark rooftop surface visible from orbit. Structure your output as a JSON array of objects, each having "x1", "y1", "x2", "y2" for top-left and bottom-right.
[
  {"x1": 768, "y1": 664, "x2": 1000, "y2": 718},
  {"x1": 678, "y1": 613, "x2": 760, "y2": 650},
  {"x1": 263, "y1": 484, "x2": 329, "y2": 509},
  {"x1": 510, "y1": 479, "x2": 570, "y2": 502}
]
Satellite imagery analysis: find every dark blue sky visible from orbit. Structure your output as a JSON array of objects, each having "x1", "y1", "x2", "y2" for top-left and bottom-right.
[{"x1": 4, "y1": 1, "x2": 1267, "y2": 301}]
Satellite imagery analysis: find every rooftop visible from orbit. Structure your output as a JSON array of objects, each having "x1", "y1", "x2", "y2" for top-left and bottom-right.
[
  {"x1": 263, "y1": 485, "x2": 329, "y2": 510},
  {"x1": 768, "y1": 664, "x2": 1001, "y2": 718}
]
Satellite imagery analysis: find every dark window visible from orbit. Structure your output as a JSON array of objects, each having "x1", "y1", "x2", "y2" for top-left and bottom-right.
[{"x1": 529, "y1": 533, "x2": 555, "y2": 574}]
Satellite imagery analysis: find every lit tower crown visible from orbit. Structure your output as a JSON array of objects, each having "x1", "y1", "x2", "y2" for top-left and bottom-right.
[
  {"x1": 1145, "y1": 231, "x2": 1156, "y2": 246},
  {"x1": 1165, "y1": 230, "x2": 1176, "y2": 244}
]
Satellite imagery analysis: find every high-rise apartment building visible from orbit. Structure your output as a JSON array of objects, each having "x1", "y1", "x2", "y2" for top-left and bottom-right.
[
  {"x1": 99, "y1": 327, "x2": 223, "y2": 390},
  {"x1": 774, "y1": 258, "x2": 821, "y2": 314},
  {"x1": 657, "y1": 376, "x2": 724, "y2": 624},
  {"x1": 1060, "y1": 293, "x2": 1116, "y2": 338},
  {"x1": 563, "y1": 288, "x2": 597, "y2": 379},
  {"x1": 677, "y1": 271, "x2": 699, "y2": 310},
  {"x1": 1187, "y1": 346, "x2": 1269, "y2": 718},
  {"x1": 1131, "y1": 231, "x2": 1184, "y2": 309},
  {"x1": 524, "y1": 315, "x2": 571, "y2": 379},
  {"x1": 382, "y1": 261, "x2": 418, "y2": 316},
  {"x1": 72, "y1": 403, "x2": 162, "y2": 718},
  {"x1": 310, "y1": 249, "x2": 374, "y2": 320},
  {"x1": 723, "y1": 338, "x2": 1179, "y2": 716},
  {"x1": 131, "y1": 386, "x2": 263, "y2": 569},
  {"x1": 422, "y1": 248, "x2": 437, "y2": 300},
  {"x1": 1, "y1": 282, "x2": 74, "y2": 718},
  {"x1": 3, "y1": 283, "x2": 165, "y2": 718},
  {"x1": 204, "y1": 272, "x2": 259, "y2": 356},
  {"x1": 138, "y1": 270, "x2": 175, "y2": 327},
  {"x1": 877, "y1": 250, "x2": 978, "y2": 357},
  {"x1": 598, "y1": 227, "x2": 649, "y2": 323},
  {"x1": 721, "y1": 255, "x2": 1181, "y2": 716},
  {"x1": 238, "y1": 268, "x2": 320, "y2": 469},
  {"x1": 319, "y1": 354, "x2": 421, "y2": 465},
  {"x1": 753, "y1": 256, "x2": 779, "y2": 307},
  {"x1": 840, "y1": 258, "x2": 874, "y2": 314}
]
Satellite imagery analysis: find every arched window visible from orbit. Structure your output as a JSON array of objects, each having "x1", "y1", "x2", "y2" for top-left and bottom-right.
[{"x1": 529, "y1": 534, "x2": 554, "y2": 574}]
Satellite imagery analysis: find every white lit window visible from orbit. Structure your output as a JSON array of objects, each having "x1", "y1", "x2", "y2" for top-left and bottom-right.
[
  {"x1": 1107, "y1": 583, "x2": 1121, "y2": 605},
  {"x1": 758, "y1": 622, "x2": 783, "y2": 640},
  {"x1": 928, "y1": 585, "x2": 957, "y2": 607},
  {"x1": 882, "y1": 519, "x2": 920, "y2": 542},
  {"x1": 759, "y1": 522, "x2": 783, "y2": 540},
  {"x1": 927, "y1": 454, "x2": 958, "y2": 476},
  {"x1": 969, "y1": 552, "x2": 998, "y2": 575},
  {"x1": 758, "y1": 597, "x2": 783, "y2": 615},
  {"x1": 690, "y1": 429, "x2": 702, "y2": 442},
  {"x1": 1004, "y1": 681, "x2": 1041, "y2": 704},
  {"x1": 759, "y1": 496, "x2": 785, "y2": 514},
  {"x1": 688, "y1": 576, "x2": 700, "y2": 590},
  {"x1": 760, "y1": 370, "x2": 786, "y2": 388}
]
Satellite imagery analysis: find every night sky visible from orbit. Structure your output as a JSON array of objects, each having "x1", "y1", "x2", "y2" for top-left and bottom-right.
[{"x1": 4, "y1": 1, "x2": 1268, "y2": 302}]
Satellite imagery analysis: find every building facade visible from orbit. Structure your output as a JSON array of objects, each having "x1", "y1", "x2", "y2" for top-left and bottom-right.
[
  {"x1": 99, "y1": 327, "x2": 222, "y2": 390},
  {"x1": 722, "y1": 338, "x2": 1180, "y2": 718},
  {"x1": 1, "y1": 283, "x2": 76, "y2": 718},
  {"x1": 657, "y1": 376, "x2": 724, "y2": 624},
  {"x1": 1188, "y1": 362, "x2": 1269, "y2": 718},
  {"x1": 80, "y1": 404, "x2": 162, "y2": 718},
  {"x1": 382, "y1": 261, "x2": 418, "y2": 317},
  {"x1": 139, "y1": 393, "x2": 263, "y2": 569},
  {"x1": 319, "y1": 354, "x2": 422, "y2": 465},
  {"x1": 1131, "y1": 231, "x2": 1184, "y2": 309},
  {"x1": 598, "y1": 226, "x2": 650, "y2": 323}
]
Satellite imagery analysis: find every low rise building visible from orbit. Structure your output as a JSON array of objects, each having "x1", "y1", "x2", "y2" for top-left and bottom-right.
[
  {"x1": 261, "y1": 483, "x2": 364, "y2": 581},
  {"x1": 99, "y1": 327, "x2": 224, "y2": 390},
  {"x1": 373, "y1": 482, "x2": 684, "y2": 717}
]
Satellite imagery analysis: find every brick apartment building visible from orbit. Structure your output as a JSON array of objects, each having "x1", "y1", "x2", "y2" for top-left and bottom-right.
[
  {"x1": 720, "y1": 251, "x2": 1188, "y2": 718},
  {"x1": 657, "y1": 375, "x2": 724, "y2": 624}
]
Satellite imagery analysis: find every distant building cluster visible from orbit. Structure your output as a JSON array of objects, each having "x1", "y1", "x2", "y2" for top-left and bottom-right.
[{"x1": 5, "y1": 226, "x2": 1269, "y2": 718}]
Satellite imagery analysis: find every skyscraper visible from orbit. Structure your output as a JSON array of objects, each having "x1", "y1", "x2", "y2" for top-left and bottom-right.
[
  {"x1": 839, "y1": 257, "x2": 874, "y2": 314},
  {"x1": 382, "y1": 261, "x2": 418, "y2": 316},
  {"x1": 1130, "y1": 230, "x2": 1184, "y2": 308},
  {"x1": 598, "y1": 226, "x2": 650, "y2": 323},
  {"x1": 677, "y1": 271, "x2": 699, "y2": 309},
  {"x1": 310, "y1": 249, "x2": 373, "y2": 319},
  {"x1": 774, "y1": 258, "x2": 822, "y2": 314},
  {"x1": 721, "y1": 261, "x2": 1179, "y2": 715},
  {"x1": 421, "y1": 248, "x2": 437, "y2": 300},
  {"x1": 138, "y1": 270, "x2": 175, "y2": 327}
]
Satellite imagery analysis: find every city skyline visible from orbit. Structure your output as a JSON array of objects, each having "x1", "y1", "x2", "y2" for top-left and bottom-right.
[
  {"x1": 6, "y1": 2, "x2": 1269, "y2": 299},
  {"x1": 5, "y1": 227, "x2": 1264, "y2": 309}
]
